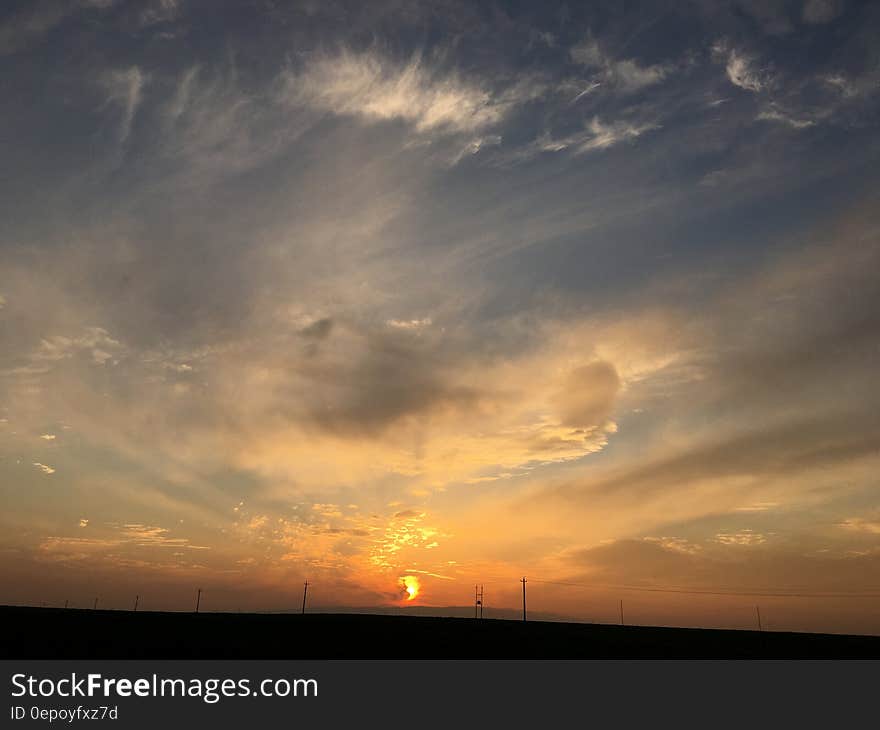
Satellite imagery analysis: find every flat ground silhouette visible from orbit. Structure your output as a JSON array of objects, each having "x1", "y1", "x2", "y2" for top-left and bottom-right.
[{"x1": 3, "y1": 606, "x2": 879, "y2": 658}]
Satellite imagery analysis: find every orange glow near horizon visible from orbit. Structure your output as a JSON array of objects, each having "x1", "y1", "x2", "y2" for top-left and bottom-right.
[{"x1": 401, "y1": 575, "x2": 420, "y2": 601}]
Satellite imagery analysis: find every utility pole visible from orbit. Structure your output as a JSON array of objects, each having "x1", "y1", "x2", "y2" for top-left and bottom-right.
[
  {"x1": 93, "y1": 598, "x2": 98, "y2": 610},
  {"x1": 479, "y1": 585, "x2": 484, "y2": 619},
  {"x1": 521, "y1": 577, "x2": 527, "y2": 622},
  {"x1": 195, "y1": 588, "x2": 202, "y2": 613},
  {"x1": 302, "y1": 581, "x2": 309, "y2": 614},
  {"x1": 474, "y1": 585, "x2": 479, "y2": 619},
  {"x1": 756, "y1": 605, "x2": 762, "y2": 631},
  {"x1": 134, "y1": 595, "x2": 139, "y2": 612},
  {"x1": 619, "y1": 600, "x2": 624, "y2": 625},
  {"x1": 64, "y1": 600, "x2": 68, "y2": 609}
]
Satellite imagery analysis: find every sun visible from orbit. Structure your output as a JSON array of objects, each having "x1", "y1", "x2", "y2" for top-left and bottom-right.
[{"x1": 400, "y1": 575, "x2": 420, "y2": 601}]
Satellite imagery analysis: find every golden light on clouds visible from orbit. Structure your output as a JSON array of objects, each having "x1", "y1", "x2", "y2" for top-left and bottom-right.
[
  {"x1": 2, "y1": 0, "x2": 880, "y2": 638},
  {"x1": 400, "y1": 576, "x2": 421, "y2": 602}
]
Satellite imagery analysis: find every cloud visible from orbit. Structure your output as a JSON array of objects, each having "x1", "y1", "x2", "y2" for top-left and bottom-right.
[
  {"x1": 288, "y1": 51, "x2": 505, "y2": 133},
  {"x1": 838, "y1": 518, "x2": 880, "y2": 535},
  {"x1": 756, "y1": 106, "x2": 816, "y2": 129},
  {"x1": 40, "y1": 433, "x2": 56, "y2": 440},
  {"x1": 544, "y1": 414, "x2": 879, "y2": 510},
  {"x1": 531, "y1": 117, "x2": 659, "y2": 158},
  {"x1": 155, "y1": 62, "x2": 322, "y2": 186},
  {"x1": 643, "y1": 536, "x2": 703, "y2": 555},
  {"x1": 33, "y1": 327, "x2": 124, "y2": 366},
  {"x1": 312, "y1": 503, "x2": 344, "y2": 518},
  {"x1": 33, "y1": 462, "x2": 55, "y2": 475},
  {"x1": 715, "y1": 530, "x2": 767, "y2": 546},
  {"x1": 2, "y1": 2, "x2": 879, "y2": 626},
  {"x1": 286, "y1": 50, "x2": 518, "y2": 137},
  {"x1": 713, "y1": 42, "x2": 768, "y2": 93},
  {"x1": 527, "y1": 214, "x2": 880, "y2": 540},
  {"x1": 570, "y1": 39, "x2": 670, "y2": 93},
  {"x1": 735, "y1": 502, "x2": 779, "y2": 512},
  {"x1": 38, "y1": 523, "x2": 209, "y2": 564},
  {"x1": 299, "y1": 318, "x2": 334, "y2": 340},
  {"x1": 551, "y1": 360, "x2": 620, "y2": 428},
  {"x1": 577, "y1": 117, "x2": 659, "y2": 153},
  {"x1": 102, "y1": 67, "x2": 147, "y2": 143},
  {"x1": 139, "y1": 0, "x2": 180, "y2": 27},
  {"x1": 820, "y1": 74, "x2": 857, "y2": 99},
  {"x1": 386, "y1": 318, "x2": 432, "y2": 330},
  {"x1": 564, "y1": 537, "x2": 880, "y2": 603}
]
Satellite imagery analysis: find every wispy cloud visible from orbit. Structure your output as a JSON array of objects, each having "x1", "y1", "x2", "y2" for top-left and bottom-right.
[
  {"x1": 3, "y1": 0, "x2": 880, "y2": 628},
  {"x1": 37, "y1": 523, "x2": 210, "y2": 565},
  {"x1": 386, "y1": 318, "x2": 432, "y2": 330},
  {"x1": 838, "y1": 518, "x2": 880, "y2": 535},
  {"x1": 102, "y1": 67, "x2": 148, "y2": 143},
  {"x1": 715, "y1": 530, "x2": 767, "y2": 546},
  {"x1": 756, "y1": 106, "x2": 817, "y2": 129},
  {"x1": 570, "y1": 39, "x2": 671, "y2": 93},
  {"x1": 529, "y1": 116, "x2": 659, "y2": 158},
  {"x1": 285, "y1": 50, "x2": 538, "y2": 139},
  {"x1": 34, "y1": 327, "x2": 124, "y2": 366}
]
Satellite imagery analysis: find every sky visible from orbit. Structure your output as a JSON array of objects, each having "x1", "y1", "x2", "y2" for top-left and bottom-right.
[{"x1": 1, "y1": 0, "x2": 879, "y2": 635}]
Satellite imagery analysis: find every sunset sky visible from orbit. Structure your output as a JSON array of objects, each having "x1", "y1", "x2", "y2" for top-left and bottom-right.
[{"x1": 1, "y1": 0, "x2": 879, "y2": 634}]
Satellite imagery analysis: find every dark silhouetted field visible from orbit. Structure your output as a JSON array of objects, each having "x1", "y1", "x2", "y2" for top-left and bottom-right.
[{"x1": 3, "y1": 606, "x2": 879, "y2": 659}]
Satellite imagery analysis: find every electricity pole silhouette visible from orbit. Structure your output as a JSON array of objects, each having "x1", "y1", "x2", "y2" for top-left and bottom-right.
[
  {"x1": 474, "y1": 585, "x2": 479, "y2": 619},
  {"x1": 619, "y1": 600, "x2": 624, "y2": 625},
  {"x1": 479, "y1": 585, "x2": 484, "y2": 619},
  {"x1": 521, "y1": 577, "x2": 527, "y2": 622},
  {"x1": 756, "y1": 605, "x2": 762, "y2": 631},
  {"x1": 134, "y1": 595, "x2": 139, "y2": 612},
  {"x1": 64, "y1": 600, "x2": 68, "y2": 609},
  {"x1": 93, "y1": 598, "x2": 98, "y2": 610},
  {"x1": 195, "y1": 588, "x2": 202, "y2": 613},
  {"x1": 302, "y1": 581, "x2": 309, "y2": 614}
]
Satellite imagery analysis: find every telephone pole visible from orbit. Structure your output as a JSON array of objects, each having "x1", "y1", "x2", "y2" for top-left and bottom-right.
[
  {"x1": 619, "y1": 600, "x2": 624, "y2": 625},
  {"x1": 302, "y1": 581, "x2": 309, "y2": 614},
  {"x1": 756, "y1": 605, "x2": 762, "y2": 631},
  {"x1": 93, "y1": 598, "x2": 98, "y2": 610},
  {"x1": 479, "y1": 585, "x2": 484, "y2": 619},
  {"x1": 134, "y1": 595, "x2": 139, "y2": 612},
  {"x1": 521, "y1": 577, "x2": 527, "y2": 622},
  {"x1": 195, "y1": 588, "x2": 202, "y2": 613},
  {"x1": 64, "y1": 600, "x2": 68, "y2": 609}
]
